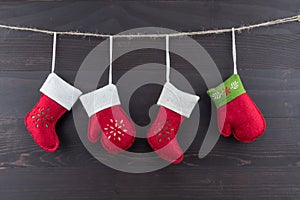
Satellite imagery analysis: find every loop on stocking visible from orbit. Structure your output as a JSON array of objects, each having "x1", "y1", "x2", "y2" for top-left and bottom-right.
[
  {"x1": 232, "y1": 28, "x2": 237, "y2": 75},
  {"x1": 51, "y1": 32, "x2": 57, "y2": 73}
]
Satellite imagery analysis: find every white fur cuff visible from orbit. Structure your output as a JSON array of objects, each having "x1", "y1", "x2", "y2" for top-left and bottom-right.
[
  {"x1": 40, "y1": 73, "x2": 82, "y2": 110},
  {"x1": 157, "y1": 82, "x2": 199, "y2": 118},
  {"x1": 80, "y1": 84, "x2": 121, "y2": 117}
]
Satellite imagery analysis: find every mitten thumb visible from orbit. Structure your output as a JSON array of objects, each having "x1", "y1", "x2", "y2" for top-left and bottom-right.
[{"x1": 87, "y1": 114, "x2": 102, "y2": 143}]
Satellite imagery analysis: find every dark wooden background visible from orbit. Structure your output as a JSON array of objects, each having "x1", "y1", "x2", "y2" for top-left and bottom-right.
[{"x1": 0, "y1": 1, "x2": 299, "y2": 200}]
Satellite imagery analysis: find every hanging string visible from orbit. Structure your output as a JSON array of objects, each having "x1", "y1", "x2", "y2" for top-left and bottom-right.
[
  {"x1": 166, "y1": 35, "x2": 170, "y2": 83},
  {"x1": 108, "y1": 35, "x2": 113, "y2": 84},
  {"x1": 232, "y1": 28, "x2": 237, "y2": 74},
  {"x1": 0, "y1": 15, "x2": 298, "y2": 38},
  {"x1": 51, "y1": 32, "x2": 57, "y2": 73}
]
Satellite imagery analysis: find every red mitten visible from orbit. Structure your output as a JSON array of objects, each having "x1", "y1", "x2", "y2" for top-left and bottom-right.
[
  {"x1": 207, "y1": 74, "x2": 266, "y2": 142},
  {"x1": 80, "y1": 84, "x2": 136, "y2": 153},
  {"x1": 147, "y1": 83, "x2": 199, "y2": 164},
  {"x1": 24, "y1": 73, "x2": 82, "y2": 152}
]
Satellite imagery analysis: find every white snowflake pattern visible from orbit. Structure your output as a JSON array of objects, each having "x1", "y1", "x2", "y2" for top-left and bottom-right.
[
  {"x1": 103, "y1": 119, "x2": 127, "y2": 141},
  {"x1": 230, "y1": 81, "x2": 239, "y2": 90},
  {"x1": 211, "y1": 91, "x2": 222, "y2": 100}
]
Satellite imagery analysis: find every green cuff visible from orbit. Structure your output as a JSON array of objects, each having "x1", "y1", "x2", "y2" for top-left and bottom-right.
[{"x1": 207, "y1": 74, "x2": 246, "y2": 108}]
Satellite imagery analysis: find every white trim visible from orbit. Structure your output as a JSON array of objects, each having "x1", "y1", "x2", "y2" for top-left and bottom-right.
[
  {"x1": 80, "y1": 84, "x2": 121, "y2": 117},
  {"x1": 157, "y1": 82, "x2": 199, "y2": 118},
  {"x1": 40, "y1": 73, "x2": 82, "y2": 110}
]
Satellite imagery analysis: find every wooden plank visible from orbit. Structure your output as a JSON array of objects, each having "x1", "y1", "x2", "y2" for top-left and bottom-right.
[
  {"x1": 0, "y1": 69, "x2": 300, "y2": 118},
  {"x1": 0, "y1": 1, "x2": 298, "y2": 34},
  {"x1": 0, "y1": 167, "x2": 299, "y2": 200},
  {"x1": 0, "y1": 34, "x2": 299, "y2": 71},
  {"x1": 0, "y1": 117, "x2": 299, "y2": 169}
]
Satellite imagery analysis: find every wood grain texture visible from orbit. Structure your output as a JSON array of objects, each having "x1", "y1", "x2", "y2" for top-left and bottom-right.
[{"x1": 0, "y1": 1, "x2": 299, "y2": 200}]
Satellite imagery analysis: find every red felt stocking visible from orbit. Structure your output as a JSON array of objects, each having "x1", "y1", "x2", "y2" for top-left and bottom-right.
[
  {"x1": 24, "y1": 73, "x2": 82, "y2": 152},
  {"x1": 147, "y1": 82, "x2": 199, "y2": 164},
  {"x1": 80, "y1": 84, "x2": 136, "y2": 153},
  {"x1": 207, "y1": 74, "x2": 266, "y2": 142}
]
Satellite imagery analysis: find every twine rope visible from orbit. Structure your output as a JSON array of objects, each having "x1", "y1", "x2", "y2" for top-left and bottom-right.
[{"x1": 0, "y1": 15, "x2": 298, "y2": 38}]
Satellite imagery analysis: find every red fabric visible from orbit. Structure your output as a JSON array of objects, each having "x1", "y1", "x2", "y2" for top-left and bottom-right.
[
  {"x1": 24, "y1": 94, "x2": 67, "y2": 152},
  {"x1": 147, "y1": 106, "x2": 184, "y2": 164},
  {"x1": 218, "y1": 93, "x2": 266, "y2": 142},
  {"x1": 88, "y1": 105, "x2": 136, "y2": 154}
]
